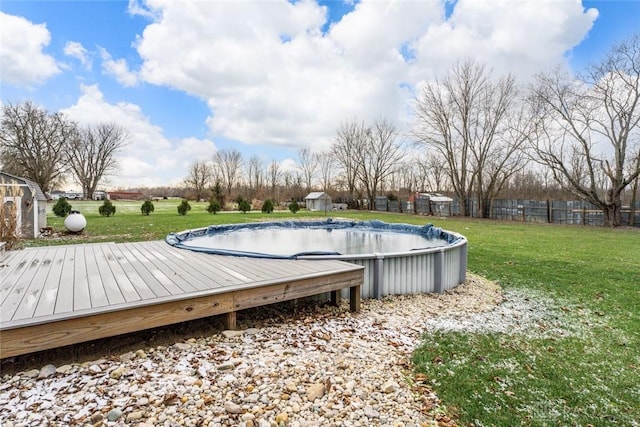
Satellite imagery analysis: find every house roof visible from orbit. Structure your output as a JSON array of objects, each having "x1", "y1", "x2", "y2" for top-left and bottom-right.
[
  {"x1": 0, "y1": 171, "x2": 47, "y2": 201},
  {"x1": 304, "y1": 192, "x2": 331, "y2": 200}
]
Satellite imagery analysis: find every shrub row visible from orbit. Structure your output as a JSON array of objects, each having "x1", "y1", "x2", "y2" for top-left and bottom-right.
[{"x1": 51, "y1": 198, "x2": 302, "y2": 218}]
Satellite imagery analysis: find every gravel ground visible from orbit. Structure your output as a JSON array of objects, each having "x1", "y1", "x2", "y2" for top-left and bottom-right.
[{"x1": 0, "y1": 274, "x2": 573, "y2": 427}]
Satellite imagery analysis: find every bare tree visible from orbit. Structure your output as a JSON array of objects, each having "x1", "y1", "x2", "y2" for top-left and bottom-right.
[
  {"x1": 0, "y1": 101, "x2": 76, "y2": 192},
  {"x1": 213, "y1": 149, "x2": 243, "y2": 196},
  {"x1": 246, "y1": 155, "x2": 265, "y2": 198},
  {"x1": 480, "y1": 103, "x2": 532, "y2": 216},
  {"x1": 331, "y1": 121, "x2": 366, "y2": 197},
  {"x1": 267, "y1": 160, "x2": 282, "y2": 198},
  {"x1": 332, "y1": 121, "x2": 362, "y2": 198},
  {"x1": 413, "y1": 61, "x2": 527, "y2": 217},
  {"x1": 317, "y1": 151, "x2": 334, "y2": 192},
  {"x1": 529, "y1": 34, "x2": 640, "y2": 226},
  {"x1": 415, "y1": 153, "x2": 449, "y2": 193},
  {"x1": 66, "y1": 122, "x2": 128, "y2": 199},
  {"x1": 352, "y1": 119, "x2": 406, "y2": 208},
  {"x1": 296, "y1": 148, "x2": 318, "y2": 191},
  {"x1": 390, "y1": 160, "x2": 416, "y2": 193},
  {"x1": 183, "y1": 160, "x2": 212, "y2": 201}
]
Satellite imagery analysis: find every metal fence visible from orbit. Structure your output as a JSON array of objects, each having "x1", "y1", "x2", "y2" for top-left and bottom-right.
[
  {"x1": 374, "y1": 196, "x2": 640, "y2": 227},
  {"x1": 483, "y1": 199, "x2": 640, "y2": 227}
]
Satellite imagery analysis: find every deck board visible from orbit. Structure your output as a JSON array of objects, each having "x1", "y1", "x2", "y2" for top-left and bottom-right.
[
  {"x1": 128, "y1": 243, "x2": 201, "y2": 294},
  {"x1": 0, "y1": 241, "x2": 364, "y2": 358},
  {"x1": 126, "y1": 245, "x2": 190, "y2": 295},
  {"x1": 132, "y1": 242, "x2": 216, "y2": 292},
  {"x1": 55, "y1": 247, "x2": 75, "y2": 314},
  {"x1": 108, "y1": 243, "x2": 158, "y2": 300},
  {"x1": 98, "y1": 244, "x2": 140, "y2": 303},
  {"x1": 86, "y1": 245, "x2": 110, "y2": 308},
  {"x1": 0, "y1": 250, "x2": 51, "y2": 323},
  {"x1": 0, "y1": 249, "x2": 39, "y2": 305},
  {"x1": 73, "y1": 245, "x2": 92, "y2": 311},
  {"x1": 151, "y1": 242, "x2": 243, "y2": 287},
  {"x1": 12, "y1": 247, "x2": 57, "y2": 321},
  {"x1": 92, "y1": 245, "x2": 126, "y2": 305},
  {"x1": 33, "y1": 247, "x2": 66, "y2": 317}
]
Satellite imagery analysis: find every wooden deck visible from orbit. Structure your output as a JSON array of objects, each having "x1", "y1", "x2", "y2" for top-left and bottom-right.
[{"x1": 0, "y1": 241, "x2": 363, "y2": 358}]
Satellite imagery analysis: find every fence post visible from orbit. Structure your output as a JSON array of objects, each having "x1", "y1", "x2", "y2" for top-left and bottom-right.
[{"x1": 547, "y1": 199, "x2": 552, "y2": 224}]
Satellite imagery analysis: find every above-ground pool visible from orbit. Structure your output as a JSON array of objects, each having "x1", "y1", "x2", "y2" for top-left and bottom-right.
[{"x1": 166, "y1": 219, "x2": 467, "y2": 298}]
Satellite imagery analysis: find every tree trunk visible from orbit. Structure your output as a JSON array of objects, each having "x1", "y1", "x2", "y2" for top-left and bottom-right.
[
  {"x1": 603, "y1": 203, "x2": 622, "y2": 227},
  {"x1": 456, "y1": 192, "x2": 470, "y2": 217},
  {"x1": 630, "y1": 173, "x2": 639, "y2": 227},
  {"x1": 477, "y1": 197, "x2": 491, "y2": 219}
]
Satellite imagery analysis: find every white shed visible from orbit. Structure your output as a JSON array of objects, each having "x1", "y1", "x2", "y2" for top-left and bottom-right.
[
  {"x1": 304, "y1": 192, "x2": 333, "y2": 212},
  {"x1": 1, "y1": 171, "x2": 48, "y2": 238}
]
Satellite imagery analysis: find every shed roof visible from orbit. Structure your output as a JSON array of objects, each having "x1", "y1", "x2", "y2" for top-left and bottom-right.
[
  {"x1": 419, "y1": 193, "x2": 453, "y2": 203},
  {"x1": 0, "y1": 171, "x2": 47, "y2": 201},
  {"x1": 304, "y1": 192, "x2": 331, "y2": 200}
]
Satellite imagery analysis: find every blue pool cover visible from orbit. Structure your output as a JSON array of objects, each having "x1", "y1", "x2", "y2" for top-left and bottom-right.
[{"x1": 166, "y1": 219, "x2": 462, "y2": 259}]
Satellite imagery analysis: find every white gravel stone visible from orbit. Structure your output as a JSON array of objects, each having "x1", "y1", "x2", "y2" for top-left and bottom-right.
[
  {"x1": 222, "y1": 330, "x2": 245, "y2": 338},
  {"x1": 3, "y1": 274, "x2": 573, "y2": 426},
  {"x1": 224, "y1": 401, "x2": 244, "y2": 414},
  {"x1": 38, "y1": 364, "x2": 56, "y2": 378},
  {"x1": 381, "y1": 380, "x2": 399, "y2": 393}
]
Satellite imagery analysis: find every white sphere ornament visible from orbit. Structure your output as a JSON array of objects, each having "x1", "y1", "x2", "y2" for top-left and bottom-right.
[{"x1": 64, "y1": 211, "x2": 87, "y2": 233}]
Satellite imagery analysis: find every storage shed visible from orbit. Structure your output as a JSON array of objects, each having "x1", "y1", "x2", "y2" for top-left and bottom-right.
[
  {"x1": 304, "y1": 192, "x2": 333, "y2": 212},
  {"x1": 0, "y1": 171, "x2": 48, "y2": 238}
]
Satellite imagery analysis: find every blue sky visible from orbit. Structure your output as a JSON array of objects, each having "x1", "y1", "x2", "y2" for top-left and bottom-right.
[{"x1": 1, "y1": 0, "x2": 638, "y2": 189}]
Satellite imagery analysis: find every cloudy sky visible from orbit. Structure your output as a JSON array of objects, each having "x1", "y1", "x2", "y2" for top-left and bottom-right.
[{"x1": 1, "y1": 0, "x2": 638, "y2": 189}]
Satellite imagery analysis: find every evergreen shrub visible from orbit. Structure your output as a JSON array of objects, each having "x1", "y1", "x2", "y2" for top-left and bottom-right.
[
  {"x1": 52, "y1": 197, "x2": 72, "y2": 217},
  {"x1": 98, "y1": 200, "x2": 116, "y2": 217},
  {"x1": 178, "y1": 199, "x2": 191, "y2": 215},
  {"x1": 141, "y1": 200, "x2": 155, "y2": 216},
  {"x1": 288, "y1": 200, "x2": 300, "y2": 214}
]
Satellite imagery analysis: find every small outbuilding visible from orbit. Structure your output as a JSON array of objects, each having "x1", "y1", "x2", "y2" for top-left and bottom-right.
[
  {"x1": 0, "y1": 171, "x2": 48, "y2": 238},
  {"x1": 304, "y1": 192, "x2": 333, "y2": 212}
]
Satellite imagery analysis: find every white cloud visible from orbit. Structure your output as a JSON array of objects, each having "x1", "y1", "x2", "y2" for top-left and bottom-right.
[
  {"x1": 99, "y1": 48, "x2": 139, "y2": 87},
  {"x1": 0, "y1": 12, "x2": 60, "y2": 86},
  {"x1": 127, "y1": 0, "x2": 160, "y2": 20},
  {"x1": 64, "y1": 41, "x2": 91, "y2": 70},
  {"x1": 280, "y1": 158, "x2": 299, "y2": 174},
  {"x1": 410, "y1": 0, "x2": 599, "y2": 82},
  {"x1": 61, "y1": 84, "x2": 216, "y2": 188},
  {"x1": 128, "y1": 0, "x2": 597, "y2": 155}
]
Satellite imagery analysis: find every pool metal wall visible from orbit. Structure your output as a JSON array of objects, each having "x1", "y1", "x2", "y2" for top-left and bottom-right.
[
  {"x1": 298, "y1": 236, "x2": 467, "y2": 298},
  {"x1": 167, "y1": 221, "x2": 468, "y2": 299}
]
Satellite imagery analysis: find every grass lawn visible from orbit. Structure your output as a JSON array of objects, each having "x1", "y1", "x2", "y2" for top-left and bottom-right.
[{"x1": 24, "y1": 201, "x2": 640, "y2": 424}]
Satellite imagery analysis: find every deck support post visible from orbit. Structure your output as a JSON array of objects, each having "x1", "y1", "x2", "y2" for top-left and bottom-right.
[
  {"x1": 225, "y1": 311, "x2": 237, "y2": 330},
  {"x1": 350, "y1": 285, "x2": 361, "y2": 312},
  {"x1": 330, "y1": 290, "x2": 341, "y2": 306}
]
